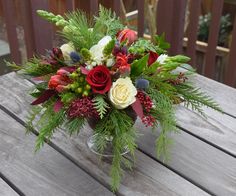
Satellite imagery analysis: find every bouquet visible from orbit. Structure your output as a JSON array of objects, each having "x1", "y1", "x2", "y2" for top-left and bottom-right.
[{"x1": 8, "y1": 6, "x2": 222, "y2": 191}]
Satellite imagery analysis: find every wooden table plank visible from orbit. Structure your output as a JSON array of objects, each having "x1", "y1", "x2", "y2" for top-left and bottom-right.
[
  {"x1": 190, "y1": 74, "x2": 236, "y2": 117},
  {"x1": 176, "y1": 105, "x2": 236, "y2": 157},
  {"x1": 0, "y1": 178, "x2": 19, "y2": 196},
  {"x1": 135, "y1": 122, "x2": 236, "y2": 196},
  {"x1": 0, "y1": 74, "x2": 211, "y2": 195},
  {"x1": 0, "y1": 111, "x2": 113, "y2": 196}
]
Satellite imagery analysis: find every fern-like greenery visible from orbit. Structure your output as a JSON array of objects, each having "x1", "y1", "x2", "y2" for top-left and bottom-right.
[
  {"x1": 175, "y1": 82, "x2": 223, "y2": 117},
  {"x1": 94, "y1": 109, "x2": 137, "y2": 191},
  {"x1": 93, "y1": 95, "x2": 110, "y2": 119},
  {"x1": 147, "y1": 88, "x2": 177, "y2": 161},
  {"x1": 34, "y1": 101, "x2": 66, "y2": 151},
  {"x1": 60, "y1": 5, "x2": 123, "y2": 50},
  {"x1": 64, "y1": 117, "x2": 85, "y2": 136}
]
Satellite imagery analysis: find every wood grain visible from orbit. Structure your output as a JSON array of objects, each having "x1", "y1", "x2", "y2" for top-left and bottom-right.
[
  {"x1": 0, "y1": 178, "x2": 19, "y2": 196},
  {"x1": 189, "y1": 73, "x2": 236, "y2": 117},
  {"x1": 0, "y1": 73, "x2": 210, "y2": 195},
  {"x1": 176, "y1": 105, "x2": 236, "y2": 157},
  {"x1": 0, "y1": 111, "x2": 112, "y2": 196},
  {"x1": 135, "y1": 122, "x2": 236, "y2": 196}
]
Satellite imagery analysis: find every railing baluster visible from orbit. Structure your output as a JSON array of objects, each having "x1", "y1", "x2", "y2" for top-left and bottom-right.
[
  {"x1": 90, "y1": 0, "x2": 98, "y2": 16},
  {"x1": 1, "y1": 0, "x2": 21, "y2": 63},
  {"x1": 30, "y1": 0, "x2": 53, "y2": 54},
  {"x1": 224, "y1": 16, "x2": 236, "y2": 87},
  {"x1": 66, "y1": 0, "x2": 74, "y2": 11},
  {"x1": 156, "y1": 0, "x2": 174, "y2": 52},
  {"x1": 186, "y1": 0, "x2": 202, "y2": 68},
  {"x1": 170, "y1": 0, "x2": 187, "y2": 55},
  {"x1": 204, "y1": 0, "x2": 224, "y2": 79},
  {"x1": 137, "y1": 0, "x2": 144, "y2": 37}
]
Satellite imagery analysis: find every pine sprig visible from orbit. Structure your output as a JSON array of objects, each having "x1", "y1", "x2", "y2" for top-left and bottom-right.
[
  {"x1": 147, "y1": 88, "x2": 177, "y2": 160},
  {"x1": 35, "y1": 102, "x2": 65, "y2": 151},
  {"x1": 175, "y1": 83, "x2": 223, "y2": 116},
  {"x1": 64, "y1": 117, "x2": 85, "y2": 136},
  {"x1": 26, "y1": 106, "x2": 43, "y2": 134},
  {"x1": 94, "y1": 5, "x2": 124, "y2": 37},
  {"x1": 93, "y1": 95, "x2": 110, "y2": 119},
  {"x1": 94, "y1": 109, "x2": 137, "y2": 191}
]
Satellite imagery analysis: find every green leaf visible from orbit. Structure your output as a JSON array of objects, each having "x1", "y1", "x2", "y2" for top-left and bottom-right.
[
  {"x1": 155, "y1": 33, "x2": 170, "y2": 50},
  {"x1": 103, "y1": 39, "x2": 115, "y2": 56},
  {"x1": 168, "y1": 55, "x2": 190, "y2": 63},
  {"x1": 93, "y1": 95, "x2": 110, "y2": 119},
  {"x1": 130, "y1": 54, "x2": 149, "y2": 77}
]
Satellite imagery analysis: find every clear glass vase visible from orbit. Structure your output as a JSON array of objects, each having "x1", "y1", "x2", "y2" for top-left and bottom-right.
[{"x1": 87, "y1": 134, "x2": 130, "y2": 157}]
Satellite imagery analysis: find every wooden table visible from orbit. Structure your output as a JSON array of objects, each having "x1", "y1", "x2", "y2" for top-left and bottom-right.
[{"x1": 0, "y1": 72, "x2": 236, "y2": 196}]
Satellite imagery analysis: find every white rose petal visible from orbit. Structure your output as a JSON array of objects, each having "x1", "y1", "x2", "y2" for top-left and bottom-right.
[
  {"x1": 98, "y1": 36, "x2": 112, "y2": 46},
  {"x1": 108, "y1": 77, "x2": 137, "y2": 109},
  {"x1": 60, "y1": 43, "x2": 75, "y2": 61},
  {"x1": 106, "y1": 58, "x2": 115, "y2": 67},
  {"x1": 89, "y1": 36, "x2": 112, "y2": 65},
  {"x1": 157, "y1": 54, "x2": 168, "y2": 64}
]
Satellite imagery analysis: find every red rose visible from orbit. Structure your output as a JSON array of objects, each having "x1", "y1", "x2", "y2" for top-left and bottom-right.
[
  {"x1": 117, "y1": 29, "x2": 137, "y2": 45},
  {"x1": 86, "y1": 65, "x2": 112, "y2": 94}
]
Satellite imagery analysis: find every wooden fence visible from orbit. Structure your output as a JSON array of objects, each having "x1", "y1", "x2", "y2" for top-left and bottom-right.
[{"x1": 1, "y1": 0, "x2": 236, "y2": 87}]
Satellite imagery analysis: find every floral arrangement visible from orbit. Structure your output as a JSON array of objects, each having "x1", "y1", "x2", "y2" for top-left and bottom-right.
[{"x1": 8, "y1": 7, "x2": 222, "y2": 191}]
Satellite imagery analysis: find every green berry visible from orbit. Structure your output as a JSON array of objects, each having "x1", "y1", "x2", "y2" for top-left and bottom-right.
[{"x1": 76, "y1": 87, "x2": 83, "y2": 94}]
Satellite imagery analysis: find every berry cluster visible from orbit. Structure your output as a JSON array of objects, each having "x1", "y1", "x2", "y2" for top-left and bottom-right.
[
  {"x1": 136, "y1": 91, "x2": 153, "y2": 112},
  {"x1": 67, "y1": 97, "x2": 98, "y2": 118},
  {"x1": 68, "y1": 67, "x2": 91, "y2": 96},
  {"x1": 141, "y1": 115, "x2": 156, "y2": 127}
]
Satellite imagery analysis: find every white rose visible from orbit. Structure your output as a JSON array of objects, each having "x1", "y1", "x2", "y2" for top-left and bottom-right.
[
  {"x1": 109, "y1": 77, "x2": 137, "y2": 109},
  {"x1": 89, "y1": 36, "x2": 112, "y2": 65},
  {"x1": 157, "y1": 54, "x2": 168, "y2": 64},
  {"x1": 60, "y1": 43, "x2": 75, "y2": 61}
]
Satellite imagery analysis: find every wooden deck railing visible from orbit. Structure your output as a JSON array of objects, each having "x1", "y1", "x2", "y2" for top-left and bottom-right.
[{"x1": 1, "y1": 0, "x2": 236, "y2": 87}]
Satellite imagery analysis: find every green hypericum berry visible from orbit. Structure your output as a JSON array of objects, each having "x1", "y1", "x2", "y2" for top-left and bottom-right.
[
  {"x1": 79, "y1": 77, "x2": 84, "y2": 82},
  {"x1": 69, "y1": 83, "x2": 79, "y2": 90},
  {"x1": 82, "y1": 91, "x2": 89, "y2": 96},
  {"x1": 76, "y1": 87, "x2": 83, "y2": 94},
  {"x1": 85, "y1": 84, "x2": 91, "y2": 90},
  {"x1": 70, "y1": 72, "x2": 78, "y2": 79}
]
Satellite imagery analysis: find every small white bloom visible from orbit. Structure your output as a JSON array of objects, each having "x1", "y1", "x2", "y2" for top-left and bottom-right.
[
  {"x1": 106, "y1": 58, "x2": 115, "y2": 67},
  {"x1": 157, "y1": 54, "x2": 168, "y2": 64},
  {"x1": 98, "y1": 36, "x2": 112, "y2": 46},
  {"x1": 60, "y1": 43, "x2": 75, "y2": 61},
  {"x1": 85, "y1": 64, "x2": 94, "y2": 70},
  {"x1": 89, "y1": 36, "x2": 112, "y2": 65},
  {"x1": 108, "y1": 77, "x2": 137, "y2": 109}
]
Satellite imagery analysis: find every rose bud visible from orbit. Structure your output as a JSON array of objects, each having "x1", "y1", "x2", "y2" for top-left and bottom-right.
[
  {"x1": 48, "y1": 74, "x2": 71, "y2": 93},
  {"x1": 117, "y1": 29, "x2": 137, "y2": 45}
]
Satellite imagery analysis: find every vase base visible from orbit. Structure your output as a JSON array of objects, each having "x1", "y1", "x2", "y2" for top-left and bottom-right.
[{"x1": 87, "y1": 134, "x2": 130, "y2": 157}]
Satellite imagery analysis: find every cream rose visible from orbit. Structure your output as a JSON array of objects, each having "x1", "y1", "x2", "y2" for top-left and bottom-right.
[
  {"x1": 108, "y1": 77, "x2": 137, "y2": 109},
  {"x1": 60, "y1": 43, "x2": 75, "y2": 61}
]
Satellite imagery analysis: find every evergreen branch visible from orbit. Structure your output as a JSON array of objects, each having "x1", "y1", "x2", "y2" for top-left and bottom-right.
[
  {"x1": 94, "y1": 109, "x2": 137, "y2": 191},
  {"x1": 175, "y1": 83, "x2": 223, "y2": 116},
  {"x1": 93, "y1": 95, "x2": 110, "y2": 119},
  {"x1": 94, "y1": 5, "x2": 124, "y2": 37},
  {"x1": 35, "y1": 102, "x2": 65, "y2": 151},
  {"x1": 26, "y1": 106, "x2": 43, "y2": 134},
  {"x1": 147, "y1": 88, "x2": 177, "y2": 160},
  {"x1": 64, "y1": 117, "x2": 85, "y2": 136}
]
